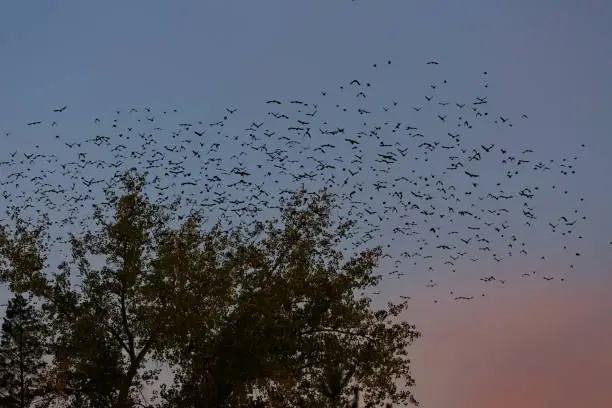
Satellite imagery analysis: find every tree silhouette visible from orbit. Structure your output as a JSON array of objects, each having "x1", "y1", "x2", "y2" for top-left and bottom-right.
[
  {"x1": 46, "y1": 316, "x2": 127, "y2": 408},
  {"x1": 0, "y1": 169, "x2": 421, "y2": 408},
  {"x1": 155, "y1": 182, "x2": 420, "y2": 408},
  {"x1": 0, "y1": 293, "x2": 49, "y2": 408}
]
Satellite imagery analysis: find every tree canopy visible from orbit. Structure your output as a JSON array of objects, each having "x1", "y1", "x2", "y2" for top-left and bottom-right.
[{"x1": 0, "y1": 169, "x2": 421, "y2": 408}]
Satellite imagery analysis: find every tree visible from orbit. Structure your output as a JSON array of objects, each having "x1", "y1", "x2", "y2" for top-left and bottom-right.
[
  {"x1": 0, "y1": 170, "x2": 170, "y2": 408},
  {"x1": 0, "y1": 293, "x2": 49, "y2": 408},
  {"x1": 46, "y1": 313, "x2": 128, "y2": 408},
  {"x1": 0, "y1": 169, "x2": 421, "y2": 408},
  {"x1": 151, "y1": 184, "x2": 421, "y2": 408}
]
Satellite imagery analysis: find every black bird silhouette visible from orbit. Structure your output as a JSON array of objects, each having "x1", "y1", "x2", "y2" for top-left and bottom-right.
[{"x1": 0, "y1": 60, "x2": 588, "y2": 306}]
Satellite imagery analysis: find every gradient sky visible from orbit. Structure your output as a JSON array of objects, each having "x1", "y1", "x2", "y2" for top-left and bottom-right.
[{"x1": 1, "y1": 1, "x2": 611, "y2": 407}]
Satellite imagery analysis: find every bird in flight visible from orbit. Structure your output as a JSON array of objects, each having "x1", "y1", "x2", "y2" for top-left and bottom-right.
[{"x1": 0, "y1": 58, "x2": 588, "y2": 306}]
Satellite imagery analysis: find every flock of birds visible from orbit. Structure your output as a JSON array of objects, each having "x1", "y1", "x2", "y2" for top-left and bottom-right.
[{"x1": 0, "y1": 60, "x2": 591, "y2": 302}]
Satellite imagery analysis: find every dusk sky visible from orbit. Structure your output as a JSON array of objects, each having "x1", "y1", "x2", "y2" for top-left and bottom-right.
[{"x1": 1, "y1": 1, "x2": 611, "y2": 407}]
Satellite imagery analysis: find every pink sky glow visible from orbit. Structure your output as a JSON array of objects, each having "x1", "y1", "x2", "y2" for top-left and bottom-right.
[{"x1": 403, "y1": 275, "x2": 612, "y2": 407}]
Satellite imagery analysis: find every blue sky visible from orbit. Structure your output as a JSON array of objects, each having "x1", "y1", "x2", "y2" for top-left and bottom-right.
[{"x1": 1, "y1": 1, "x2": 611, "y2": 407}]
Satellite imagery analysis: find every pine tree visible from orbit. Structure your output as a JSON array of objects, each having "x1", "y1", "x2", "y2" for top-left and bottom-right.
[{"x1": 0, "y1": 293, "x2": 49, "y2": 408}]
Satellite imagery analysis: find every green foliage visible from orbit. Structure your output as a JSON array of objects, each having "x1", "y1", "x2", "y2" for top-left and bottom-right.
[{"x1": 0, "y1": 170, "x2": 421, "y2": 408}]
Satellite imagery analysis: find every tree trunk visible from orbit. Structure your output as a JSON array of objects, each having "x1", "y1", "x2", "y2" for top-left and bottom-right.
[{"x1": 114, "y1": 364, "x2": 138, "y2": 408}]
